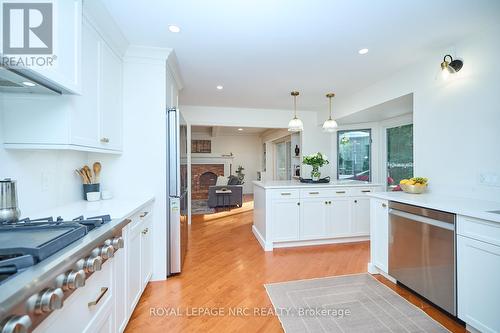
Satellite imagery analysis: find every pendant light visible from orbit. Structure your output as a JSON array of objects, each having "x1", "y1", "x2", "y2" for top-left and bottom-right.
[
  {"x1": 322, "y1": 93, "x2": 338, "y2": 132},
  {"x1": 288, "y1": 91, "x2": 303, "y2": 132}
]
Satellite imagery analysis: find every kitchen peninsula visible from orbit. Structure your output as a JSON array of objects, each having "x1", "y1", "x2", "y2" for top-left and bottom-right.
[{"x1": 252, "y1": 180, "x2": 382, "y2": 251}]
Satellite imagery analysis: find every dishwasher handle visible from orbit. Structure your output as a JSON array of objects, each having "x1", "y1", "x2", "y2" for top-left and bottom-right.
[{"x1": 389, "y1": 209, "x2": 455, "y2": 231}]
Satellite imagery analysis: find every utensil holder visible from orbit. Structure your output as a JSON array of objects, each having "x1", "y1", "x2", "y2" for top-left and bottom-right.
[{"x1": 83, "y1": 184, "x2": 100, "y2": 200}]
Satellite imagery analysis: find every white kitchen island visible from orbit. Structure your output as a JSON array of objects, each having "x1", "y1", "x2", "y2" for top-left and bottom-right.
[{"x1": 252, "y1": 180, "x2": 383, "y2": 251}]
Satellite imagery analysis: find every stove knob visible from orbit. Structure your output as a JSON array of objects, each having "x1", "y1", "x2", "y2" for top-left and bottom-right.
[
  {"x1": 79, "y1": 255, "x2": 103, "y2": 273},
  {"x1": 34, "y1": 288, "x2": 64, "y2": 314},
  {"x1": 99, "y1": 244, "x2": 115, "y2": 260},
  {"x1": 0, "y1": 315, "x2": 32, "y2": 333},
  {"x1": 61, "y1": 270, "x2": 86, "y2": 290},
  {"x1": 107, "y1": 236, "x2": 124, "y2": 250}
]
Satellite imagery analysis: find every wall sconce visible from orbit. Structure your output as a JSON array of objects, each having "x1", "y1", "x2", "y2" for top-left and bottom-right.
[{"x1": 440, "y1": 55, "x2": 463, "y2": 79}]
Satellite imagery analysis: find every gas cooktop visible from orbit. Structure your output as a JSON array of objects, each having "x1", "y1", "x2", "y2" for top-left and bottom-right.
[{"x1": 0, "y1": 214, "x2": 112, "y2": 285}]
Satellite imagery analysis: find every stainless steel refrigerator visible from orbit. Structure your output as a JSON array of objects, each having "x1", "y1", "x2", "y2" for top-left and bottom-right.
[{"x1": 166, "y1": 107, "x2": 188, "y2": 276}]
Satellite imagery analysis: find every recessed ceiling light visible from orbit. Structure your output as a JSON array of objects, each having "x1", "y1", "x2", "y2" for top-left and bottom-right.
[
  {"x1": 358, "y1": 48, "x2": 369, "y2": 55},
  {"x1": 22, "y1": 81, "x2": 36, "y2": 87},
  {"x1": 216, "y1": 85, "x2": 223, "y2": 90},
  {"x1": 168, "y1": 25, "x2": 181, "y2": 33},
  {"x1": 238, "y1": 128, "x2": 243, "y2": 131}
]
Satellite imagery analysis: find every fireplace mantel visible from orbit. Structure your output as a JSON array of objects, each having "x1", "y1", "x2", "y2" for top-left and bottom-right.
[{"x1": 192, "y1": 153, "x2": 234, "y2": 176}]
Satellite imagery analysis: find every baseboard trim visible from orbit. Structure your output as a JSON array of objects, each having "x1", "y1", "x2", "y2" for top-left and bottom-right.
[
  {"x1": 367, "y1": 263, "x2": 397, "y2": 283},
  {"x1": 252, "y1": 225, "x2": 273, "y2": 251},
  {"x1": 273, "y1": 236, "x2": 369, "y2": 249}
]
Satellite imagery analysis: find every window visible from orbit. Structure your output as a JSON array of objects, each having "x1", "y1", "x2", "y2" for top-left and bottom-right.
[
  {"x1": 386, "y1": 124, "x2": 413, "y2": 188},
  {"x1": 337, "y1": 129, "x2": 371, "y2": 181},
  {"x1": 275, "y1": 136, "x2": 292, "y2": 180}
]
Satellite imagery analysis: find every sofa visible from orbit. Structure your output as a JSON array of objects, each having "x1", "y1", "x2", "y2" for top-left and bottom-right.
[{"x1": 207, "y1": 185, "x2": 243, "y2": 208}]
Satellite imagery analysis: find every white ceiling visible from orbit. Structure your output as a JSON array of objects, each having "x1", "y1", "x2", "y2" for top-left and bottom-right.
[
  {"x1": 191, "y1": 125, "x2": 270, "y2": 136},
  {"x1": 337, "y1": 93, "x2": 413, "y2": 125},
  {"x1": 102, "y1": 0, "x2": 500, "y2": 111}
]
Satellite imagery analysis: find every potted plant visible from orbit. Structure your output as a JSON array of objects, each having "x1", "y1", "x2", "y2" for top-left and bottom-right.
[{"x1": 303, "y1": 152, "x2": 329, "y2": 181}]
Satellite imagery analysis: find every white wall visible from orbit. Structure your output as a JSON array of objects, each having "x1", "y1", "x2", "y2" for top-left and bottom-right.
[
  {"x1": 326, "y1": 25, "x2": 500, "y2": 200},
  {"x1": 191, "y1": 132, "x2": 260, "y2": 193},
  {"x1": 0, "y1": 98, "x2": 89, "y2": 216},
  {"x1": 88, "y1": 47, "x2": 175, "y2": 281},
  {"x1": 181, "y1": 105, "x2": 332, "y2": 178}
]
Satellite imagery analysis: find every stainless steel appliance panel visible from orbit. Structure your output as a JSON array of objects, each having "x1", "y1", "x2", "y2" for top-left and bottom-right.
[{"x1": 389, "y1": 202, "x2": 456, "y2": 315}]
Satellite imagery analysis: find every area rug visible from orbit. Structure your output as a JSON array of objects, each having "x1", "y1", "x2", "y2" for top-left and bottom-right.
[
  {"x1": 265, "y1": 273, "x2": 449, "y2": 333},
  {"x1": 191, "y1": 200, "x2": 215, "y2": 215}
]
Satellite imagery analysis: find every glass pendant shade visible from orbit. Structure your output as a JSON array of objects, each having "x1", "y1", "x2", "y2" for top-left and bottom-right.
[
  {"x1": 288, "y1": 117, "x2": 304, "y2": 132},
  {"x1": 323, "y1": 93, "x2": 338, "y2": 132},
  {"x1": 288, "y1": 91, "x2": 303, "y2": 132},
  {"x1": 322, "y1": 118, "x2": 338, "y2": 132}
]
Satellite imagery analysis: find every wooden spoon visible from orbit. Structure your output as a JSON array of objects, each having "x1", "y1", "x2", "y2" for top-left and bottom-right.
[
  {"x1": 93, "y1": 162, "x2": 102, "y2": 184},
  {"x1": 83, "y1": 165, "x2": 93, "y2": 184},
  {"x1": 75, "y1": 169, "x2": 87, "y2": 184}
]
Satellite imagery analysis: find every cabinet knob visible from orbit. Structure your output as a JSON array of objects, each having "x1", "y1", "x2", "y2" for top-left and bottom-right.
[
  {"x1": 142, "y1": 227, "x2": 149, "y2": 235},
  {"x1": 297, "y1": 202, "x2": 300, "y2": 206},
  {"x1": 354, "y1": 200, "x2": 358, "y2": 203},
  {"x1": 329, "y1": 201, "x2": 332, "y2": 204},
  {"x1": 382, "y1": 203, "x2": 387, "y2": 208},
  {"x1": 325, "y1": 201, "x2": 328, "y2": 205},
  {"x1": 100, "y1": 137, "x2": 110, "y2": 143}
]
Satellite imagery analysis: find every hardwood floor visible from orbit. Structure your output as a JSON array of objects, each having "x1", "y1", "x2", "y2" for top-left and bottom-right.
[{"x1": 125, "y1": 204, "x2": 465, "y2": 333}]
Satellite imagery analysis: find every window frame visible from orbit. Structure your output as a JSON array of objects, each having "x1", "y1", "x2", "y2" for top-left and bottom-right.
[{"x1": 336, "y1": 128, "x2": 372, "y2": 181}]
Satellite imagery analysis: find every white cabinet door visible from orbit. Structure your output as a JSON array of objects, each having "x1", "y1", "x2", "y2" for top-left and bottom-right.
[
  {"x1": 28, "y1": 0, "x2": 82, "y2": 94},
  {"x1": 71, "y1": 19, "x2": 100, "y2": 147},
  {"x1": 457, "y1": 235, "x2": 500, "y2": 333},
  {"x1": 99, "y1": 42, "x2": 123, "y2": 151},
  {"x1": 327, "y1": 197, "x2": 351, "y2": 237},
  {"x1": 351, "y1": 197, "x2": 370, "y2": 235},
  {"x1": 127, "y1": 222, "x2": 142, "y2": 315},
  {"x1": 370, "y1": 199, "x2": 389, "y2": 273},
  {"x1": 140, "y1": 217, "x2": 153, "y2": 288},
  {"x1": 272, "y1": 199, "x2": 300, "y2": 241},
  {"x1": 114, "y1": 232, "x2": 128, "y2": 333},
  {"x1": 299, "y1": 198, "x2": 328, "y2": 239}
]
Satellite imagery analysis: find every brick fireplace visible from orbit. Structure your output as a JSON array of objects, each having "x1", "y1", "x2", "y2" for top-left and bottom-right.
[{"x1": 191, "y1": 164, "x2": 225, "y2": 199}]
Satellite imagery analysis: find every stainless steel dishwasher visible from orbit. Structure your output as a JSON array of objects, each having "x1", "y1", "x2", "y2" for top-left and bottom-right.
[{"x1": 388, "y1": 201, "x2": 456, "y2": 315}]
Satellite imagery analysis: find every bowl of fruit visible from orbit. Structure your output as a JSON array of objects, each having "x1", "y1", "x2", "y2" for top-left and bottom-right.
[{"x1": 399, "y1": 177, "x2": 428, "y2": 194}]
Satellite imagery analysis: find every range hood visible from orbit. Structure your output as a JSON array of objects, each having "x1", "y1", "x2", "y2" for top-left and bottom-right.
[{"x1": 0, "y1": 66, "x2": 62, "y2": 95}]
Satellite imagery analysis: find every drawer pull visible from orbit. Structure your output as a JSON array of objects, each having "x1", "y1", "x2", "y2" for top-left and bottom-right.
[
  {"x1": 361, "y1": 190, "x2": 372, "y2": 193},
  {"x1": 309, "y1": 191, "x2": 320, "y2": 195},
  {"x1": 140, "y1": 211, "x2": 149, "y2": 218},
  {"x1": 336, "y1": 191, "x2": 346, "y2": 194},
  {"x1": 88, "y1": 287, "x2": 108, "y2": 308},
  {"x1": 280, "y1": 192, "x2": 292, "y2": 196},
  {"x1": 100, "y1": 137, "x2": 110, "y2": 143}
]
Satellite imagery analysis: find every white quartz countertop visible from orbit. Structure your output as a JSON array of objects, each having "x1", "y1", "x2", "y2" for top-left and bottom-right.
[
  {"x1": 253, "y1": 179, "x2": 382, "y2": 189},
  {"x1": 22, "y1": 195, "x2": 155, "y2": 221},
  {"x1": 368, "y1": 191, "x2": 500, "y2": 223}
]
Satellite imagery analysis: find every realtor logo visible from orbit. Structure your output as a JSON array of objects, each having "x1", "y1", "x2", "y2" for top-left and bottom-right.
[{"x1": 2, "y1": 2, "x2": 53, "y2": 54}]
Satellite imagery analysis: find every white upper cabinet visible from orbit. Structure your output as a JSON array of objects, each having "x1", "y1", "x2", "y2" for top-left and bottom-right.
[
  {"x1": 99, "y1": 41, "x2": 123, "y2": 150},
  {"x1": 2, "y1": 6, "x2": 125, "y2": 153}
]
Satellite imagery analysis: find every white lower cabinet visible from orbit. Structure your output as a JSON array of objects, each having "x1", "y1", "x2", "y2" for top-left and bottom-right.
[
  {"x1": 300, "y1": 198, "x2": 328, "y2": 239},
  {"x1": 369, "y1": 198, "x2": 389, "y2": 273},
  {"x1": 263, "y1": 186, "x2": 380, "y2": 247},
  {"x1": 140, "y1": 215, "x2": 153, "y2": 288},
  {"x1": 127, "y1": 219, "x2": 143, "y2": 314},
  {"x1": 351, "y1": 197, "x2": 370, "y2": 235},
  {"x1": 272, "y1": 200, "x2": 300, "y2": 241},
  {"x1": 327, "y1": 197, "x2": 351, "y2": 237},
  {"x1": 457, "y1": 216, "x2": 500, "y2": 333}
]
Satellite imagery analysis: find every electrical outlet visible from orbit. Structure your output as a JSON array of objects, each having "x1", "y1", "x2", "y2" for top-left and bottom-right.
[
  {"x1": 479, "y1": 173, "x2": 500, "y2": 187},
  {"x1": 41, "y1": 172, "x2": 50, "y2": 192}
]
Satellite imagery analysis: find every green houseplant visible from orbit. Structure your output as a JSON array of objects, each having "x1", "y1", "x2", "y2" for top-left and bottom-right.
[{"x1": 303, "y1": 152, "x2": 329, "y2": 181}]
